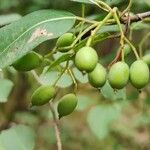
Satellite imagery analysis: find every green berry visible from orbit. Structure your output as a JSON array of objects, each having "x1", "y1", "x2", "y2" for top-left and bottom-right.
[
  {"x1": 75, "y1": 46, "x2": 98, "y2": 72},
  {"x1": 56, "y1": 33, "x2": 75, "y2": 52},
  {"x1": 57, "y1": 93, "x2": 78, "y2": 119},
  {"x1": 143, "y1": 54, "x2": 150, "y2": 66},
  {"x1": 88, "y1": 63, "x2": 107, "y2": 88},
  {"x1": 31, "y1": 85, "x2": 56, "y2": 106},
  {"x1": 12, "y1": 51, "x2": 43, "y2": 71},
  {"x1": 108, "y1": 61, "x2": 129, "y2": 89},
  {"x1": 130, "y1": 60, "x2": 149, "y2": 89}
]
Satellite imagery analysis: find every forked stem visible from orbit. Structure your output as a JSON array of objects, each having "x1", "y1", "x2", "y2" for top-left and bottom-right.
[{"x1": 86, "y1": 10, "x2": 113, "y2": 46}]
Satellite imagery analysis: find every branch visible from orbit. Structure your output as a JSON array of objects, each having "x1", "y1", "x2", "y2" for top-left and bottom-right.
[
  {"x1": 49, "y1": 102, "x2": 62, "y2": 150},
  {"x1": 121, "y1": 11, "x2": 150, "y2": 23}
]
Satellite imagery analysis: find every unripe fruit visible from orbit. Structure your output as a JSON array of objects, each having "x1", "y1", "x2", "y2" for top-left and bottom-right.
[
  {"x1": 108, "y1": 61, "x2": 129, "y2": 89},
  {"x1": 57, "y1": 93, "x2": 78, "y2": 119},
  {"x1": 88, "y1": 63, "x2": 107, "y2": 88},
  {"x1": 12, "y1": 51, "x2": 43, "y2": 71},
  {"x1": 56, "y1": 33, "x2": 75, "y2": 52},
  {"x1": 75, "y1": 46, "x2": 98, "y2": 72},
  {"x1": 130, "y1": 60, "x2": 149, "y2": 89},
  {"x1": 31, "y1": 85, "x2": 56, "y2": 106},
  {"x1": 143, "y1": 54, "x2": 150, "y2": 66}
]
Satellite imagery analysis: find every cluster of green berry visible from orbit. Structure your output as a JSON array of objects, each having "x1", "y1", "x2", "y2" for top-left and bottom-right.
[
  {"x1": 56, "y1": 33, "x2": 150, "y2": 90},
  {"x1": 31, "y1": 85, "x2": 77, "y2": 119},
  {"x1": 75, "y1": 47, "x2": 150, "y2": 90},
  {"x1": 11, "y1": 32, "x2": 150, "y2": 119}
]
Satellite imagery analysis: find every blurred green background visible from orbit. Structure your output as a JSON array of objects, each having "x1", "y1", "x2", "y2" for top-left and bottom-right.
[{"x1": 0, "y1": 0, "x2": 150, "y2": 150}]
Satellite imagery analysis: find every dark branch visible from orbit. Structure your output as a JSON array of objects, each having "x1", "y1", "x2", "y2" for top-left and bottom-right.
[{"x1": 121, "y1": 11, "x2": 150, "y2": 24}]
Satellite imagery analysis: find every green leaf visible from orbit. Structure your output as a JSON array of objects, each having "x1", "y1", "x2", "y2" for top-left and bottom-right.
[
  {"x1": 101, "y1": 81, "x2": 114, "y2": 99},
  {"x1": 47, "y1": 53, "x2": 73, "y2": 72},
  {"x1": 72, "y1": 68, "x2": 88, "y2": 83},
  {"x1": 0, "y1": 0, "x2": 19, "y2": 10},
  {"x1": 98, "y1": 25, "x2": 122, "y2": 34},
  {"x1": 101, "y1": 81, "x2": 126, "y2": 101},
  {"x1": 114, "y1": 88, "x2": 126, "y2": 101},
  {"x1": 14, "y1": 112, "x2": 39, "y2": 126},
  {"x1": 0, "y1": 13, "x2": 22, "y2": 26},
  {"x1": 0, "y1": 125, "x2": 35, "y2": 150},
  {"x1": 133, "y1": 0, "x2": 150, "y2": 7},
  {"x1": 76, "y1": 94, "x2": 96, "y2": 111},
  {"x1": 0, "y1": 79, "x2": 14, "y2": 103},
  {"x1": 87, "y1": 104, "x2": 121, "y2": 139},
  {"x1": 131, "y1": 21, "x2": 150, "y2": 30},
  {"x1": 0, "y1": 10, "x2": 76, "y2": 69},
  {"x1": 40, "y1": 71, "x2": 73, "y2": 88},
  {"x1": 71, "y1": 0, "x2": 93, "y2": 4}
]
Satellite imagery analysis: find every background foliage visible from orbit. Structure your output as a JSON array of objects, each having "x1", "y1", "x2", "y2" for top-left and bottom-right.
[{"x1": 0, "y1": 0, "x2": 150, "y2": 150}]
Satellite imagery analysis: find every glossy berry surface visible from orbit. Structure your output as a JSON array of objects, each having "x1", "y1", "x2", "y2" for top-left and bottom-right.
[
  {"x1": 88, "y1": 63, "x2": 107, "y2": 88},
  {"x1": 75, "y1": 46, "x2": 98, "y2": 72},
  {"x1": 108, "y1": 61, "x2": 129, "y2": 89},
  {"x1": 57, "y1": 93, "x2": 78, "y2": 119},
  {"x1": 130, "y1": 60, "x2": 149, "y2": 89},
  {"x1": 57, "y1": 33, "x2": 75, "y2": 52},
  {"x1": 31, "y1": 85, "x2": 56, "y2": 106}
]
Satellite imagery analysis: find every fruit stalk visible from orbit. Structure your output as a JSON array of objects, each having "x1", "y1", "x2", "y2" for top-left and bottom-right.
[
  {"x1": 112, "y1": 8, "x2": 125, "y2": 61},
  {"x1": 124, "y1": 37, "x2": 140, "y2": 60},
  {"x1": 86, "y1": 10, "x2": 113, "y2": 46},
  {"x1": 67, "y1": 68, "x2": 78, "y2": 92}
]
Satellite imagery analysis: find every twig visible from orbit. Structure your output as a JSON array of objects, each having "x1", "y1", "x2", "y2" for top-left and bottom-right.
[
  {"x1": 31, "y1": 70, "x2": 62, "y2": 150},
  {"x1": 108, "y1": 50, "x2": 122, "y2": 68},
  {"x1": 53, "y1": 61, "x2": 69, "y2": 86},
  {"x1": 121, "y1": 11, "x2": 150, "y2": 24},
  {"x1": 112, "y1": 7, "x2": 125, "y2": 61},
  {"x1": 45, "y1": 47, "x2": 57, "y2": 59},
  {"x1": 124, "y1": 37, "x2": 140, "y2": 60},
  {"x1": 49, "y1": 102, "x2": 62, "y2": 150},
  {"x1": 124, "y1": 12, "x2": 131, "y2": 36},
  {"x1": 89, "y1": 0, "x2": 109, "y2": 12},
  {"x1": 67, "y1": 68, "x2": 78, "y2": 92},
  {"x1": 121, "y1": 0, "x2": 133, "y2": 16},
  {"x1": 86, "y1": 10, "x2": 113, "y2": 46},
  {"x1": 31, "y1": 70, "x2": 43, "y2": 85}
]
